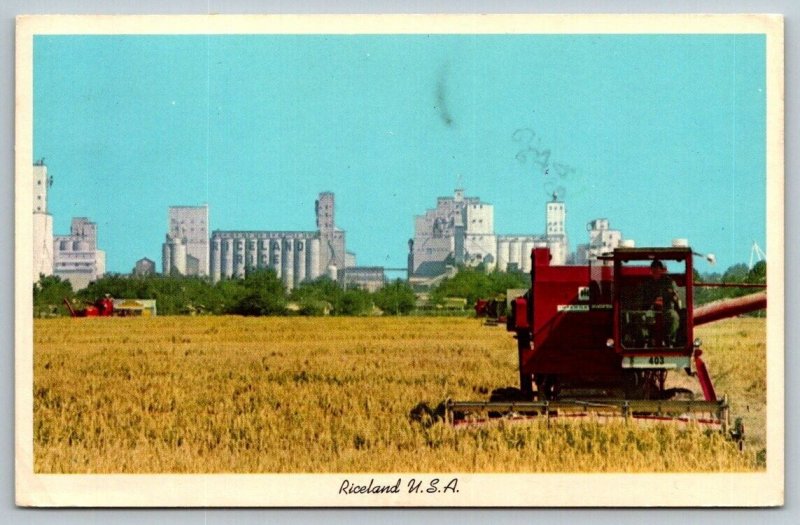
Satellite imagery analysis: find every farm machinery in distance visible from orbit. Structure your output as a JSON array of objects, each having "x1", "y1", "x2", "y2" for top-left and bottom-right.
[
  {"x1": 475, "y1": 289, "x2": 528, "y2": 326},
  {"x1": 63, "y1": 295, "x2": 115, "y2": 317},
  {"x1": 63, "y1": 296, "x2": 158, "y2": 317},
  {"x1": 474, "y1": 296, "x2": 507, "y2": 326},
  {"x1": 445, "y1": 246, "x2": 767, "y2": 443}
]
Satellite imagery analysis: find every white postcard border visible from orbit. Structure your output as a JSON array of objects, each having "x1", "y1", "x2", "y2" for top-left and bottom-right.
[{"x1": 15, "y1": 13, "x2": 785, "y2": 507}]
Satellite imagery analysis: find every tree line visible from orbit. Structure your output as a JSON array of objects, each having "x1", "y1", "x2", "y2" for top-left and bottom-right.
[
  {"x1": 693, "y1": 260, "x2": 767, "y2": 305},
  {"x1": 33, "y1": 271, "x2": 416, "y2": 318},
  {"x1": 32, "y1": 260, "x2": 765, "y2": 318}
]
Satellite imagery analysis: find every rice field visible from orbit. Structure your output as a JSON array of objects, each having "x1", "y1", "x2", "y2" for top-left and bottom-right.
[{"x1": 32, "y1": 316, "x2": 766, "y2": 473}]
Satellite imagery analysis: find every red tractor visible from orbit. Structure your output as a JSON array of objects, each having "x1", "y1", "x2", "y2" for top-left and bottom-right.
[{"x1": 447, "y1": 246, "x2": 766, "y2": 440}]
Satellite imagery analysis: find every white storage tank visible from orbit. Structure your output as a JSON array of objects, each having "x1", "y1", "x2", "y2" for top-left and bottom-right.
[
  {"x1": 172, "y1": 241, "x2": 187, "y2": 276},
  {"x1": 522, "y1": 241, "x2": 535, "y2": 273},
  {"x1": 210, "y1": 237, "x2": 221, "y2": 282},
  {"x1": 162, "y1": 243, "x2": 172, "y2": 274},
  {"x1": 508, "y1": 239, "x2": 521, "y2": 271},
  {"x1": 497, "y1": 240, "x2": 510, "y2": 272}
]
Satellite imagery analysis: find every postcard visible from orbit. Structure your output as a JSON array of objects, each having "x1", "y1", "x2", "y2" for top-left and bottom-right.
[{"x1": 16, "y1": 14, "x2": 784, "y2": 507}]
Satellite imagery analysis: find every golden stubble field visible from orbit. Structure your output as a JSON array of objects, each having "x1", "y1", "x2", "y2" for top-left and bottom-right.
[{"x1": 32, "y1": 316, "x2": 766, "y2": 473}]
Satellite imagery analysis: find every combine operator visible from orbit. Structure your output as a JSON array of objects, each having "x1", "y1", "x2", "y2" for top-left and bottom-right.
[{"x1": 640, "y1": 259, "x2": 680, "y2": 346}]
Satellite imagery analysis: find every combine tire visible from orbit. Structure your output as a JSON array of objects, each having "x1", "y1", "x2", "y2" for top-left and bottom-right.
[{"x1": 409, "y1": 402, "x2": 446, "y2": 428}]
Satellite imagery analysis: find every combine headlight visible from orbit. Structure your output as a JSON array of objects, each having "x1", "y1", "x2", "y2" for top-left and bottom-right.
[
  {"x1": 606, "y1": 338, "x2": 615, "y2": 348},
  {"x1": 693, "y1": 337, "x2": 702, "y2": 348}
]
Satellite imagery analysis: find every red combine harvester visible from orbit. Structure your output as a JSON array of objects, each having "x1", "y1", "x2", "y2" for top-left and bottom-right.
[
  {"x1": 446, "y1": 246, "x2": 766, "y2": 442},
  {"x1": 63, "y1": 295, "x2": 114, "y2": 317},
  {"x1": 474, "y1": 296, "x2": 507, "y2": 326}
]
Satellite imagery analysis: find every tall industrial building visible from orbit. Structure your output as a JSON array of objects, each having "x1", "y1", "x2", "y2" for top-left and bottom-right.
[
  {"x1": 32, "y1": 160, "x2": 54, "y2": 282},
  {"x1": 53, "y1": 217, "x2": 106, "y2": 290},
  {"x1": 316, "y1": 192, "x2": 347, "y2": 273},
  {"x1": 544, "y1": 193, "x2": 569, "y2": 265},
  {"x1": 210, "y1": 192, "x2": 349, "y2": 290},
  {"x1": 409, "y1": 189, "x2": 497, "y2": 277},
  {"x1": 575, "y1": 218, "x2": 627, "y2": 264},
  {"x1": 409, "y1": 189, "x2": 569, "y2": 278},
  {"x1": 162, "y1": 205, "x2": 209, "y2": 276},
  {"x1": 210, "y1": 232, "x2": 323, "y2": 289}
]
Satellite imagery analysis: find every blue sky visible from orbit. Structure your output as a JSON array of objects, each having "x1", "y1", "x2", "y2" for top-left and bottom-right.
[{"x1": 33, "y1": 34, "x2": 766, "y2": 274}]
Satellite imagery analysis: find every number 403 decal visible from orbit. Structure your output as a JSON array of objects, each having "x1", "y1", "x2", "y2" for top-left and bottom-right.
[{"x1": 648, "y1": 356, "x2": 665, "y2": 365}]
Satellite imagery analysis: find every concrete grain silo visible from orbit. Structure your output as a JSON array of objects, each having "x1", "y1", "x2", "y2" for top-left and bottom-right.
[
  {"x1": 272, "y1": 239, "x2": 282, "y2": 279},
  {"x1": 508, "y1": 239, "x2": 521, "y2": 271},
  {"x1": 282, "y1": 238, "x2": 294, "y2": 290},
  {"x1": 211, "y1": 237, "x2": 221, "y2": 282},
  {"x1": 259, "y1": 240, "x2": 270, "y2": 269},
  {"x1": 497, "y1": 239, "x2": 510, "y2": 272},
  {"x1": 308, "y1": 238, "x2": 321, "y2": 280},
  {"x1": 233, "y1": 238, "x2": 246, "y2": 278},
  {"x1": 172, "y1": 240, "x2": 187, "y2": 276},
  {"x1": 522, "y1": 240, "x2": 535, "y2": 273},
  {"x1": 223, "y1": 238, "x2": 234, "y2": 278},
  {"x1": 295, "y1": 239, "x2": 306, "y2": 284},
  {"x1": 162, "y1": 242, "x2": 172, "y2": 275}
]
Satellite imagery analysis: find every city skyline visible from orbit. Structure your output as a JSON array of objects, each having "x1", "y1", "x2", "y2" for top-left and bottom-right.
[{"x1": 33, "y1": 33, "x2": 767, "y2": 274}]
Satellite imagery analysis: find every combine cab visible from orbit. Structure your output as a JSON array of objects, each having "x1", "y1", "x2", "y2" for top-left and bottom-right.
[{"x1": 446, "y1": 246, "x2": 766, "y2": 442}]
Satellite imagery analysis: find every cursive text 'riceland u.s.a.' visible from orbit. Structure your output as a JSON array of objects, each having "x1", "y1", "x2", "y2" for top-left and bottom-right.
[{"x1": 338, "y1": 477, "x2": 460, "y2": 495}]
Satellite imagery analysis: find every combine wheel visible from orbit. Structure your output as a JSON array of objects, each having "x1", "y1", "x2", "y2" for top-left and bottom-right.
[
  {"x1": 623, "y1": 371, "x2": 643, "y2": 399},
  {"x1": 488, "y1": 387, "x2": 530, "y2": 417},
  {"x1": 623, "y1": 370, "x2": 669, "y2": 400},
  {"x1": 730, "y1": 418, "x2": 746, "y2": 451},
  {"x1": 535, "y1": 375, "x2": 560, "y2": 401},
  {"x1": 661, "y1": 387, "x2": 695, "y2": 400},
  {"x1": 489, "y1": 387, "x2": 529, "y2": 402},
  {"x1": 409, "y1": 402, "x2": 446, "y2": 427}
]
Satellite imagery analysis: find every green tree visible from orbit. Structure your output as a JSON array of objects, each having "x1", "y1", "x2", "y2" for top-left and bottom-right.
[
  {"x1": 694, "y1": 262, "x2": 766, "y2": 306},
  {"x1": 747, "y1": 261, "x2": 766, "y2": 284},
  {"x1": 338, "y1": 288, "x2": 373, "y2": 316},
  {"x1": 213, "y1": 278, "x2": 247, "y2": 315},
  {"x1": 290, "y1": 277, "x2": 376, "y2": 315},
  {"x1": 430, "y1": 267, "x2": 529, "y2": 306},
  {"x1": 291, "y1": 277, "x2": 340, "y2": 315},
  {"x1": 33, "y1": 274, "x2": 74, "y2": 317},
  {"x1": 227, "y1": 269, "x2": 287, "y2": 316},
  {"x1": 373, "y1": 280, "x2": 417, "y2": 315},
  {"x1": 722, "y1": 263, "x2": 749, "y2": 283}
]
